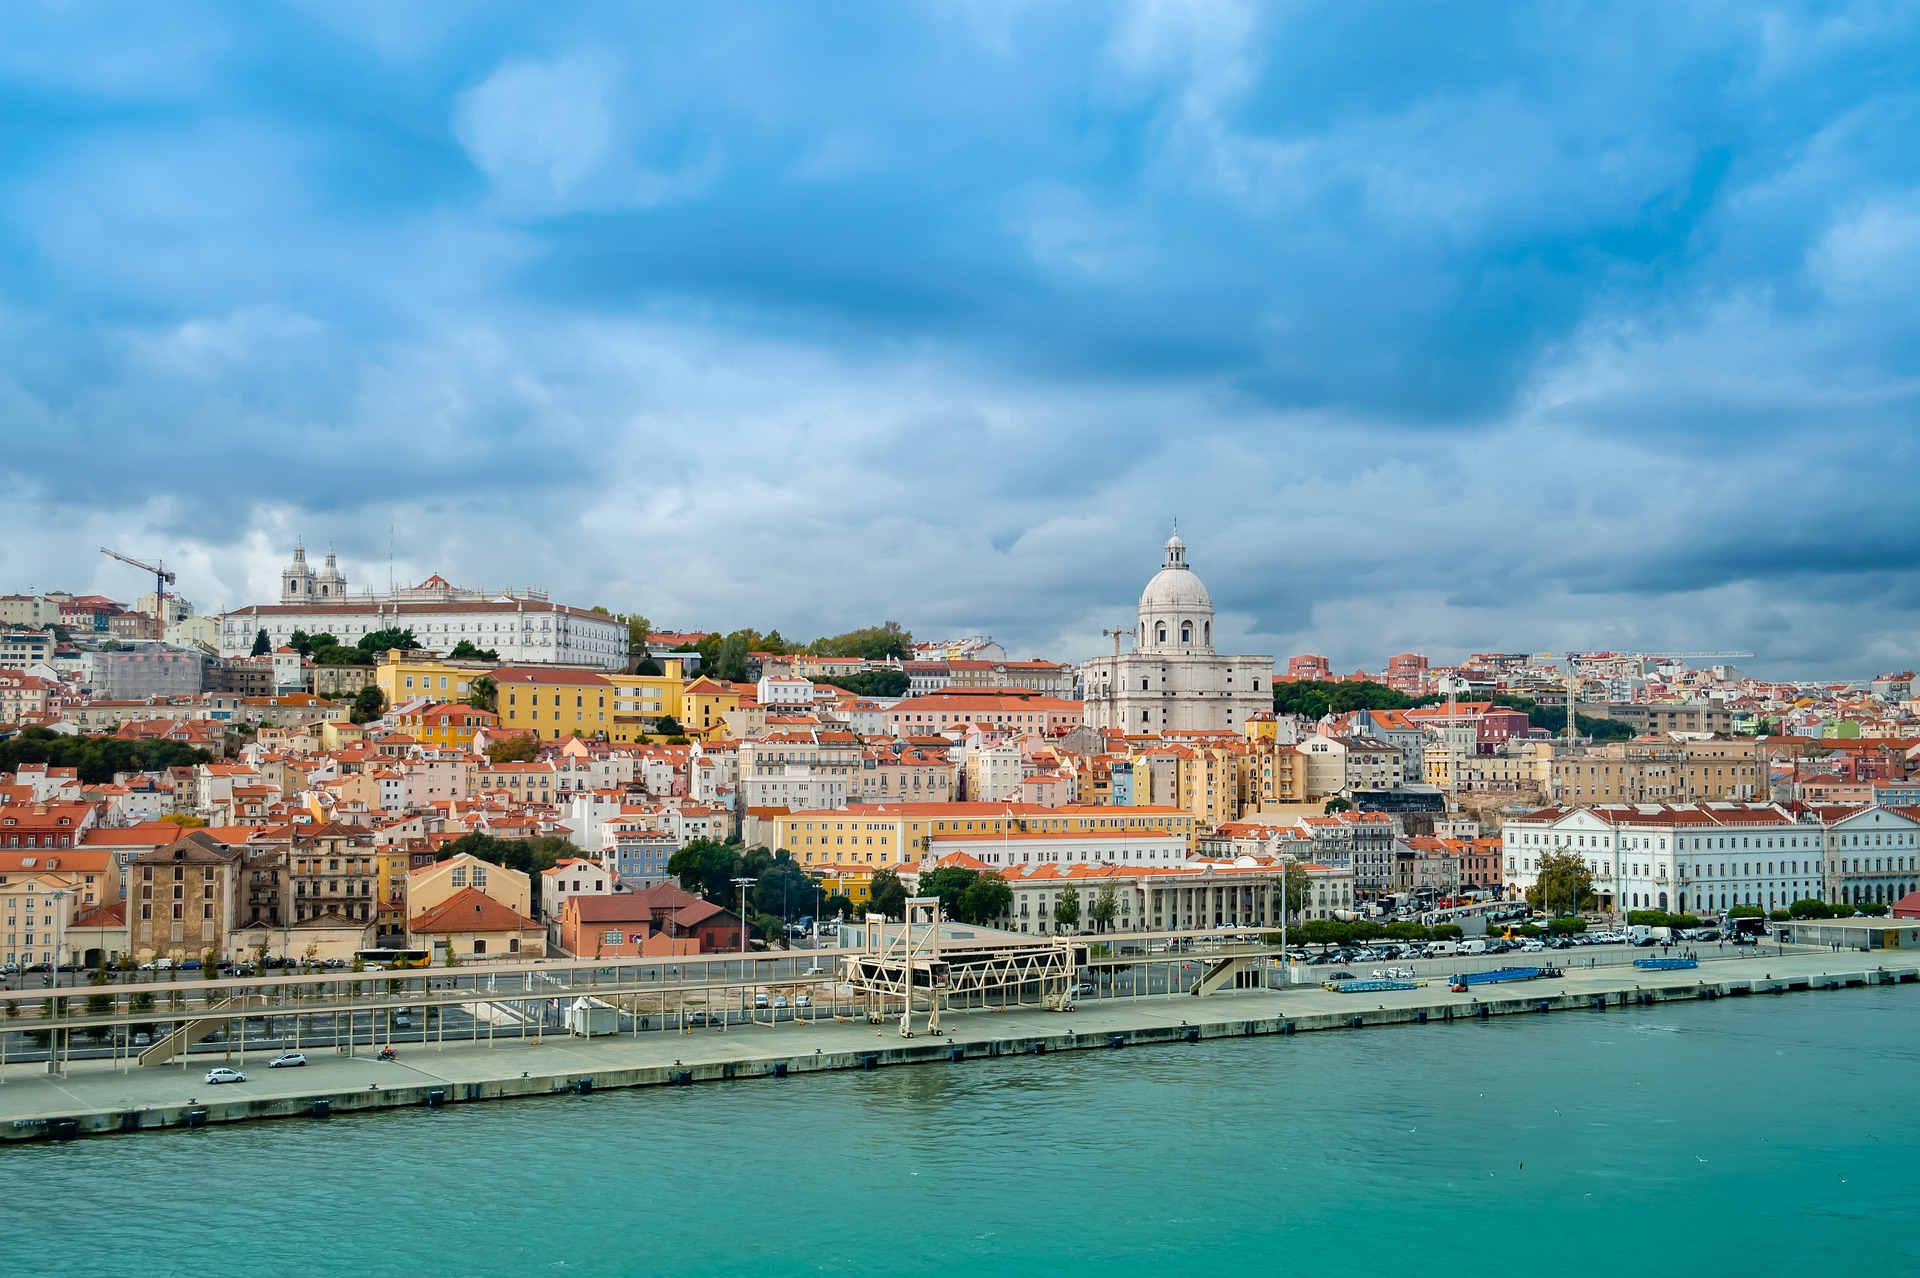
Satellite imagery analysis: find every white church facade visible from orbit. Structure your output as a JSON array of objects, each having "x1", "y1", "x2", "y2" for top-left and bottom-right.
[
  {"x1": 216, "y1": 543, "x2": 628, "y2": 669},
  {"x1": 1079, "y1": 534, "x2": 1274, "y2": 733}
]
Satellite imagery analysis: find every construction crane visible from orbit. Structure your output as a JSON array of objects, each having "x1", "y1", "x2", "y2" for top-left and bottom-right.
[
  {"x1": 1532, "y1": 650, "x2": 1754, "y2": 743},
  {"x1": 99, "y1": 547, "x2": 177, "y2": 621},
  {"x1": 1101, "y1": 626, "x2": 1136, "y2": 657}
]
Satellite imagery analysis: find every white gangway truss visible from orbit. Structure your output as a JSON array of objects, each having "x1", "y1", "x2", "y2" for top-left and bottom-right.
[{"x1": 842, "y1": 899, "x2": 1080, "y2": 1036}]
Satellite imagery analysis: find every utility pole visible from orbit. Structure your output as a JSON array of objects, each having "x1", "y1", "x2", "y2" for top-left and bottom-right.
[{"x1": 731, "y1": 876, "x2": 754, "y2": 955}]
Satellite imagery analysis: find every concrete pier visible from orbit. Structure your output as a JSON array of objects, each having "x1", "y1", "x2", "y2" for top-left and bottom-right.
[{"x1": 3, "y1": 948, "x2": 1912, "y2": 1142}]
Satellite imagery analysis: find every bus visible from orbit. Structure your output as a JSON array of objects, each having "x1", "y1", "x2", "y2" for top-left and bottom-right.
[{"x1": 354, "y1": 947, "x2": 432, "y2": 970}]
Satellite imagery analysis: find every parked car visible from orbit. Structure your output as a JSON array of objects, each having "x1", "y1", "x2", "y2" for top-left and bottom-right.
[
  {"x1": 794, "y1": 995, "x2": 812, "y2": 1009},
  {"x1": 753, "y1": 991, "x2": 770, "y2": 1009},
  {"x1": 393, "y1": 1013, "x2": 411, "y2": 1028},
  {"x1": 179, "y1": 960, "x2": 202, "y2": 970},
  {"x1": 205, "y1": 1067, "x2": 246, "y2": 1085},
  {"x1": 268, "y1": 1052, "x2": 307, "y2": 1068},
  {"x1": 1326, "y1": 970, "x2": 1356, "y2": 982},
  {"x1": 132, "y1": 1032, "x2": 151, "y2": 1046}
]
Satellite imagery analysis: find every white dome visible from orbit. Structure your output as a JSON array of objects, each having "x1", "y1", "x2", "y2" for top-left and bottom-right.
[{"x1": 1138, "y1": 534, "x2": 1212, "y2": 612}]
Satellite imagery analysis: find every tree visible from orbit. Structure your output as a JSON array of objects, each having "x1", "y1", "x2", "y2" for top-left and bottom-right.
[
  {"x1": 818, "y1": 670, "x2": 911, "y2": 699},
  {"x1": 750, "y1": 851, "x2": 815, "y2": 920},
  {"x1": 1053, "y1": 885, "x2": 1081, "y2": 932},
  {"x1": 1727, "y1": 904, "x2": 1765, "y2": 919},
  {"x1": 1830, "y1": 903, "x2": 1857, "y2": 918},
  {"x1": 1090, "y1": 882, "x2": 1118, "y2": 932},
  {"x1": 1525, "y1": 851, "x2": 1595, "y2": 915},
  {"x1": 667, "y1": 838, "x2": 743, "y2": 906},
  {"x1": 0, "y1": 728, "x2": 209, "y2": 784},
  {"x1": 1282, "y1": 863, "x2": 1312, "y2": 918},
  {"x1": 350, "y1": 683, "x2": 386, "y2": 724},
  {"x1": 1295, "y1": 919, "x2": 1351, "y2": 948},
  {"x1": 468, "y1": 675, "x2": 498, "y2": 712},
  {"x1": 867, "y1": 868, "x2": 907, "y2": 920},
  {"x1": 1788, "y1": 898, "x2": 1832, "y2": 919},
  {"x1": 1431, "y1": 923, "x2": 1464, "y2": 940},
  {"x1": 655, "y1": 715, "x2": 684, "y2": 736},
  {"x1": 484, "y1": 734, "x2": 540, "y2": 763},
  {"x1": 822, "y1": 893, "x2": 855, "y2": 921},
  {"x1": 919, "y1": 866, "x2": 978, "y2": 920},
  {"x1": 357, "y1": 627, "x2": 418, "y2": 654},
  {"x1": 711, "y1": 632, "x2": 752, "y2": 683},
  {"x1": 1323, "y1": 797, "x2": 1352, "y2": 814},
  {"x1": 810, "y1": 622, "x2": 913, "y2": 662},
  {"x1": 250, "y1": 628, "x2": 271, "y2": 656},
  {"x1": 448, "y1": 640, "x2": 499, "y2": 661},
  {"x1": 957, "y1": 873, "x2": 1011, "y2": 925},
  {"x1": 288, "y1": 629, "x2": 314, "y2": 657},
  {"x1": 1857, "y1": 902, "x2": 1890, "y2": 917}
]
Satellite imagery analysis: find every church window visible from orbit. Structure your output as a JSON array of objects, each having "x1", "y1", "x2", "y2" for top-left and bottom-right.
[
  {"x1": 1181, "y1": 622, "x2": 1192, "y2": 644},
  {"x1": 1155, "y1": 623, "x2": 1167, "y2": 644}
]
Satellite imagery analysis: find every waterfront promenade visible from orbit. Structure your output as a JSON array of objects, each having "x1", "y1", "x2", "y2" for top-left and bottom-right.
[{"x1": 2, "y1": 945, "x2": 1911, "y2": 1142}]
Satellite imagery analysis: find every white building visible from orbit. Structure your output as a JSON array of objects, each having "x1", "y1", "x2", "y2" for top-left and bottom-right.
[
  {"x1": 926, "y1": 828, "x2": 1187, "y2": 872},
  {"x1": 217, "y1": 542, "x2": 627, "y2": 669},
  {"x1": 1502, "y1": 803, "x2": 1845, "y2": 916},
  {"x1": 540, "y1": 856, "x2": 616, "y2": 930},
  {"x1": 1079, "y1": 533, "x2": 1273, "y2": 734}
]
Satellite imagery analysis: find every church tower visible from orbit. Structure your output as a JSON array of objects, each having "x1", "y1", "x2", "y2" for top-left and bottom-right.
[
  {"x1": 317, "y1": 547, "x2": 347, "y2": 599},
  {"x1": 281, "y1": 542, "x2": 315, "y2": 603}
]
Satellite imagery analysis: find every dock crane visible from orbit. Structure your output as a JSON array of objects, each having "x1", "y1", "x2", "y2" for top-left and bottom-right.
[
  {"x1": 99, "y1": 547, "x2": 177, "y2": 620},
  {"x1": 1532, "y1": 650, "x2": 1754, "y2": 742}
]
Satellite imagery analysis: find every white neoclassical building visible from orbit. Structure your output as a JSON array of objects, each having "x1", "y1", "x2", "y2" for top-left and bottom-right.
[{"x1": 1079, "y1": 533, "x2": 1273, "y2": 734}]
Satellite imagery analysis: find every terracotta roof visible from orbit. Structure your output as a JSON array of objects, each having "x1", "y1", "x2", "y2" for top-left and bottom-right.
[{"x1": 409, "y1": 887, "x2": 541, "y2": 934}]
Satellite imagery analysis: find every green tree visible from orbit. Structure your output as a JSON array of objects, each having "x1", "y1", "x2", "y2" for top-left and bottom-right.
[
  {"x1": 468, "y1": 675, "x2": 498, "y2": 712},
  {"x1": 1830, "y1": 903, "x2": 1857, "y2": 918},
  {"x1": 288, "y1": 629, "x2": 314, "y2": 657},
  {"x1": 710, "y1": 632, "x2": 752, "y2": 683},
  {"x1": 1726, "y1": 904, "x2": 1765, "y2": 919},
  {"x1": 484, "y1": 733, "x2": 540, "y2": 763},
  {"x1": 0, "y1": 728, "x2": 209, "y2": 784},
  {"x1": 1857, "y1": 902, "x2": 1890, "y2": 917},
  {"x1": 919, "y1": 866, "x2": 978, "y2": 920},
  {"x1": 655, "y1": 715, "x2": 684, "y2": 736},
  {"x1": 750, "y1": 850, "x2": 815, "y2": 919},
  {"x1": 823, "y1": 892, "x2": 856, "y2": 921},
  {"x1": 250, "y1": 628, "x2": 271, "y2": 656},
  {"x1": 1090, "y1": 882, "x2": 1118, "y2": 932},
  {"x1": 1788, "y1": 898, "x2": 1832, "y2": 919},
  {"x1": 866, "y1": 868, "x2": 907, "y2": 920},
  {"x1": 1294, "y1": 919, "x2": 1352, "y2": 948},
  {"x1": 809, "y1": 622, "x2": 913, "y2": 662},
  {"x1": 357, "y1": 627, "x2": 418, "y2": 654},
  {"x1": 1053, "y1": 885, "x2": 1082, "y2": 932},
  {"x1": 1432, "y1": 923, "x2": 1464, "y2": 940},
  {"x1": 818, "y1": 670, "x2": 911, "y2": 698},
  {"x1": 1282, "y1": 863, "x2": 1312, "y2": 917},
  {"x1": 350, "y1": 683, "x2": 386, "y2": 724},
  {"x1": 667, "y1": 838, "x2": 743, "y2": 906},
  {"x1": 1322, "y1": 797, "x2": 1352, "y2": 814},
  {"x1": 1525, "y1": 851, "x2": 1595, "y2": 915},
  {"x1": 956, "y1": 873, "x2": 1011, "y2": 925},
  {"x1": 448, "y1": 640, "x2": 499, "y2": 661}
]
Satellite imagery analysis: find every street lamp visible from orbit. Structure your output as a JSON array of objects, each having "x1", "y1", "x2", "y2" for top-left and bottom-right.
[{"x1": 731, "y1": 877, "x2": 754, "y2": 955}]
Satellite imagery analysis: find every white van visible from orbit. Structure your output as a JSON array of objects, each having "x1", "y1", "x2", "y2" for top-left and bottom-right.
[
  {"x1": 1425, "y1": 940, "x2": 1459, "y2": 958},
  {"x1": 1457, "y1": 938, "x2": 1489, "y2": 956}
]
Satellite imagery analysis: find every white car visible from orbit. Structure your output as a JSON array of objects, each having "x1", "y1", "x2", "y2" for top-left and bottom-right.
[
  {"x1": 268, "y1": 1052, "x2": 307, "y2": 1068},
  {"x1": 205, "y1": 1067, "x2": 246, "y2": 1085}
]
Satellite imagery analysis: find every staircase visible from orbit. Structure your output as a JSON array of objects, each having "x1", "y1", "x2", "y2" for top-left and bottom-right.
[
  {"x1": 1190, "y1": 956, "x2": 1252, "y2": 998},
  {"x1": 137, "y1": 995, "x2": 267, "y2": 1066}
]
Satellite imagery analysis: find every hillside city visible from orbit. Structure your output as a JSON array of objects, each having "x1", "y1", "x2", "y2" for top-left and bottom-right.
[{"x1": 2, "y1": 534, "x2": 1916, "y2": 974}]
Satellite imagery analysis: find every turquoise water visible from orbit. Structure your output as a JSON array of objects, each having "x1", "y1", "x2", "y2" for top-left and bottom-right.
[{"x1": 7, "y1": 990, "x2": 1917, "y2": 1276}]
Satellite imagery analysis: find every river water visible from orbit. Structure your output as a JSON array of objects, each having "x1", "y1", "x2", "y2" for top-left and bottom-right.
[{"x1": 7, "y1": 989, "x2": 1916, "y2": 1276}]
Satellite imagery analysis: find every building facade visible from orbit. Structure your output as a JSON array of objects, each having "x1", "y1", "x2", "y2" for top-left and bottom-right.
[{"x1": 1079, "y1": 534, "x2": 1272, "y2": 734}]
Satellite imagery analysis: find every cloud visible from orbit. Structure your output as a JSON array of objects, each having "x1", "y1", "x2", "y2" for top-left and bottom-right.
[{"x1": 2, "y1": 2, "x2": 1919, "y2": 678}]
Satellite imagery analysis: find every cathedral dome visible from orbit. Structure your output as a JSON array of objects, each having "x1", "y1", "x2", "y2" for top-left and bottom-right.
[{"x1": 1138, "y1": 534, "x2": 1213, "y2": 613}]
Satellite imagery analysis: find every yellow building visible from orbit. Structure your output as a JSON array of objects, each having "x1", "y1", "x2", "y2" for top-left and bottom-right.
[
  {"x1": 493, "y1": 667, "x2": 615, "y2": 741},
  {"x1": 809, "y1": 863, "x2": 876, "y2": 908},
  {"x1": 771, "y1": 802, "x2": 1197, "y2": 869},
  {"x1": 391, "y1": 702, "x2": 497, "y2": 750},
  {"x1": 374, "y1": 653, "x2": 493, "y2": 707},
  {"x1": 682, "y1": 677, "x2": 743, "y2": 741},
  {"x1": 606, "y1": 659, "x2": 688, "y2": 743}
]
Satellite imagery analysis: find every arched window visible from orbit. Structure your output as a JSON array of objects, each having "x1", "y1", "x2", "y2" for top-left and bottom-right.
[
  {"x1": 1180, "y1": 622, "x2": 1192, "y2": 645},
  {"x1": 1155, "y1": 623, "x2": 1167, "y2": 644},
  {"x1": 1204, "y1": 621, "x2": 1211, "y2": 646}
]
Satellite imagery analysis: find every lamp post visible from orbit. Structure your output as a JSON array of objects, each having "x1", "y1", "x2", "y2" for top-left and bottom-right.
[{"x1": 731, "y1": 877, "x2": 754, "y2": 955}]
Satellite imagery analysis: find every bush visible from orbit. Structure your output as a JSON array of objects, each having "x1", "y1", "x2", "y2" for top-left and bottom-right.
[
  {"x1": 1547, "y1": 917, "x2": 1587, "y2": 934},
  {"x1": 1788, "y1": 898, "x2": 1832, "y2": 919},
  {"x1": 1727, "y1": 904, "x2": 1765, "y2": 919},
  {"x1": 1768, "y1": 909, "x2": 1792, "y2": 922},
  {"x1": 1830, "y1": 903, "x2": 1857, "y2": 918},
  {"x1": 1857, "y1": 902, "x2": 1890, "y2": 917}
]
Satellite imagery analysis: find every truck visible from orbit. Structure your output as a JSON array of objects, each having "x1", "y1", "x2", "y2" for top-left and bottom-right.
[
  {"x1": 1628, "y1": 925, "x2": 1671, "y2": 946},
  {"x1": 1424, "y1": 940, "x2": 1459, "y2": 958}
]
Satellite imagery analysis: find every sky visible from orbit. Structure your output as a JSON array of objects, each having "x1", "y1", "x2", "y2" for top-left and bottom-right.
[{"x1": 2, "y1": 1, "x2": 1918, "y2": 679}]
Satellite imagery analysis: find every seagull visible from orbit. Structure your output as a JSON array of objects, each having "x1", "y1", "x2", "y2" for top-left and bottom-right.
[{"x1": 1696, "y1": 1156, "x2": 1708, "y2": 1163}]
